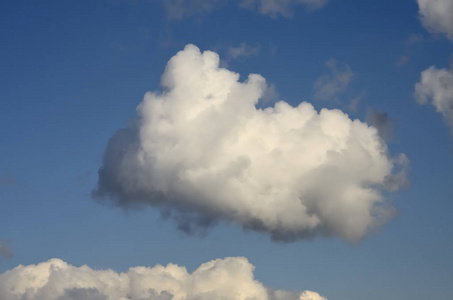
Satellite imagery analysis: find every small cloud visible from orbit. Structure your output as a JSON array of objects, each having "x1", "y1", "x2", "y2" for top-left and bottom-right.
[
  {"x1": 417, "y1": 0, "x2": 453, "y2": 41},
  {"x1": 396, "y1": 55, "x2": 410, "y2": 67},
  {"x1": 239, "y1": 0, "x2": 328, "y2": 18},
  {"x1": 0, "y1": 240, "x2": 13, "y2": 260},
  {"x1": 163, "y1": 0, "x2": 225, "y2": 20},
  {"x1": 313, "y1": 59, "x2": 354, "y2": 101},
  {"x1": 415, "y1": 63, "x2": 453, "y2": 134},
  {"x1": 366, "y1": 109, "x2": 396, "y2": 141},
  {"x1": 228, "y1": 42, "x2": 260, "y2": 59}
]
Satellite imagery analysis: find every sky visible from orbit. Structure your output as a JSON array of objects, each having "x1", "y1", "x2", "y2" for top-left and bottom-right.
[{"x1": 0, "y1": 0, "x2": 453, "y2": 299}]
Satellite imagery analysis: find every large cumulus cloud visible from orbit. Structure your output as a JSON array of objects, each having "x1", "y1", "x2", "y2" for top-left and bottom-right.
[
  {"x1": 93, "y1": 44, "x2": 408, "y2": 242},
  {"x1": 0, "y1": 257, "x2": 326, "y2": 300},
  {"x1": 415, "y1": 64, "x2": 453, "y2": 133},
  {"x1": 417, "y1": 0, "x2": 453, "y2": 40}
]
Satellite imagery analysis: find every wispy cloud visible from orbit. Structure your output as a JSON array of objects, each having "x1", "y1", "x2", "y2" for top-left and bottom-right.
[
  {"x1": 395, "y1": 55, "x2": 410, "y2": 67},
  {"x1": 239, "y1": 0, "x2": 327, "y2": 18},
  {"x1": 313, "y1": 59, "x2": 354, "y2": 101},
  {"x1": 228, "y1": 43, "x2": 260, "y2": 59},
  {"x1": 163, "y1": 0, "x2": 225, "y2": 20},
  {"x1": 162, "y1": 0, "x2": 328, "y2": 20}
]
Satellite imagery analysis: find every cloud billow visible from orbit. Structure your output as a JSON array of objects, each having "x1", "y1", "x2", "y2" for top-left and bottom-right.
[
  {"x1": 415, "y1": 64, "x2": 453, "y2": 134},
  {"x1": 0, "y1": 257, "x2": 326, "y2": 300},
  {"x1": 93, "y1": 44, "x2": 408, "y2": 242},
  {"x1": 417, "y1": 0, "x2": 453, "y2": 40}
]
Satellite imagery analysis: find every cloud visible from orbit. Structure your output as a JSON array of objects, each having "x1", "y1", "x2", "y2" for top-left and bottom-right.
[
  {"x1": 396, "y1": 55, "x2": 410, "y2": 67},
  {"x1": 417, "y1": 0, "x2": 453, "y2": 40},
  {"x1": 313, "y1": 59, "x2": 354, "y2": 101},
  {"x1": 366, "y1": 109, "x2": 396, "y2": 141},
  {"x1": 0, "y1": 257, "x2": 326, "y2": 300},
  {"x1": 162, "y1": 0, "x2": 327, "y2": 20},
  {"x1": 415, "y1": 64, "x2": 453, "y2": 133},
  {"x1": 0, "y1": 240, "x2": 13, "y2": 260},
  {"x1": 163, "y1": 0, "x2": 225, "y2": 20},
  {"x1": 239, "y1": 0, "x2": 327, "y2": 18},
  {"x1": 228, "y1": 43, "x2": 260, "y2": 59},
  {"x1": 93, "y1": 44, "x2": 408, "y2": 242}
]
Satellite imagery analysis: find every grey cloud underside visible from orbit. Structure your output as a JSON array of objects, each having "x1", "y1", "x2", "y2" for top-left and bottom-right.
[
  {"x1": 93, "y1": 45, "x2": 408, "y2": 242},
  {"x1": 0, "y1": 257, "x2": 326, "y2": 300},
  {"x1": 365, "y1": 109, "x2": 395, "y2": 141}
]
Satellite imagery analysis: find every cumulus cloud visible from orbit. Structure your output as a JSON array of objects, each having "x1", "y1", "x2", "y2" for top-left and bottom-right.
[
  {"x1": 417, "y1": 0, "x2": 453, "y2": 40},
  {"x1": 93, "y1": 44, "x2": 408, "y2": 242},
  {"x1": 313, "y1": 59, "x2": 354, "y2": 101},
  {"x1": 0, "y1": 240, "x2": 13, "y2": 260},
  {"x1": 239, "y1": 0, "x2": 327, "y2": 18},
  {"x1": 0, "y1": 257, "x2": 326, "y2": 300},
  {"x1": 415, "y1": 64, "x2": 453, "y2": 133}
]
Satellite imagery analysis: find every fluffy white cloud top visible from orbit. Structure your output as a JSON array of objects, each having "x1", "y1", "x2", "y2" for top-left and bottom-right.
[
  {"x1": 415, "y1": 64, "x2": 453, "y2": 133},
  {"x1": 417, "y1": 0, "x2": 453, "y2": 40},
  {"x1": 0, "y1": 257, "x2": 326, "y2": 300},
  {"x1": 93, "y1": 44, "x2": 408, "y2": 242}
]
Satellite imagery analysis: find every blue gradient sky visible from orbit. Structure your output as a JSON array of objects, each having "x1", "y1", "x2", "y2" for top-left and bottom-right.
[{"x1": 1, "y1": 1, "x2": 452, "y2": 299}]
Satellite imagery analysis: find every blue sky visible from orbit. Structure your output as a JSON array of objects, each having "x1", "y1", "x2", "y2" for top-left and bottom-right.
[{"x1": 1, "y1": 0, "x2": 453, "y2": 299}]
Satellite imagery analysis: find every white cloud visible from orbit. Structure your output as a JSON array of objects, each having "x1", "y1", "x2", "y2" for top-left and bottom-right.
[
  {"x1": 163, "y1": 0, "x2": 225, "y2": 20},
  {"x1": 415, "y1": 64, "x2": 453, "y2": 133},
  {"x1": 239, "y1": 0, "x2": 327, "y2": 18},
  {"x1": 228, "y1": 43, "x2": 260, "y2": 59},
  {"x1": 0, "y1": 240, "x2": 13, "y2": 260},
  {"x1": 0, "y1": 257, "x2": 326, "y2": 300},
  {"x1": 94, "y1": 44, "x2": 408, "y2": 242},
  {"x1": 417, "y1": 0, "x2": 453, "y2": 40},
  {"x1": 299, "y1": 290, "x2": 327, "y2": 300},
  {"x1": 313, "y1": 59, "x2": 354, "y2": 101}
]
